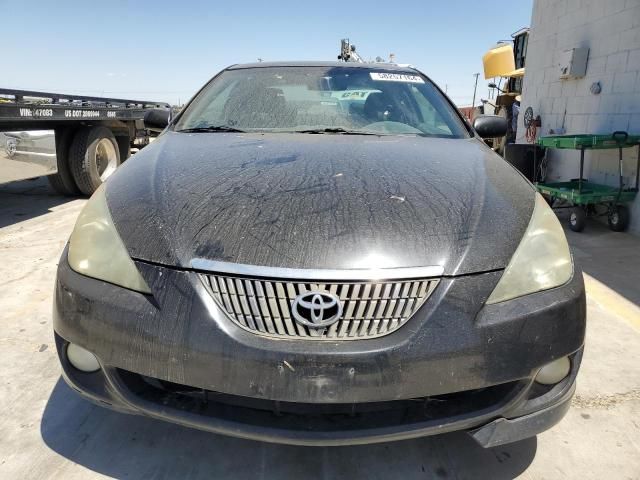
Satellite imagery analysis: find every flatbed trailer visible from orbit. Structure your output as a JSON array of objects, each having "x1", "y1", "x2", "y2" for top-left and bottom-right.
[{"x1": 0, "y1": 88, "x2": 169, "y2": 195}]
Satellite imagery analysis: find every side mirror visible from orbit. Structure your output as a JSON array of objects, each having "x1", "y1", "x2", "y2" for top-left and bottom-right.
[
  {"x1": 144, "y1": 109, "x2": 170, "y2": 132},
  {"x1": 473, "y1": 115, "x2": 508, "y2": 138}
]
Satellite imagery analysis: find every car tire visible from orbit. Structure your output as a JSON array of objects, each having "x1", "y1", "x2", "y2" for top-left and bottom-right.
[
  {"x1": 69, "y1": 126, "x2": 121, "y2": 195},
  {"x1": 48, "y1": 128, "x2": 80, "y2": 196},
  {"x1": 569, "y1": 207, "x2": 586, "y2": 232},
  {"x1": 608, "y1": 205, "x2": 630, "y2": 232}
]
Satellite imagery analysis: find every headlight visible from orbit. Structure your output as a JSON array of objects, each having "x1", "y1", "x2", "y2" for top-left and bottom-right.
[
  {"x1": 68, "y1": 185, "x2": 151, "y2": 294},
  {"x1": 486, "y1": 193, "x2": 572, "y2": 304}
]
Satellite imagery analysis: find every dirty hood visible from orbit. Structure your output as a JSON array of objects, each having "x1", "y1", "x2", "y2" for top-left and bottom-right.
[{"x1": 106, "y1": 132, "x2": 534, "y2": 276}]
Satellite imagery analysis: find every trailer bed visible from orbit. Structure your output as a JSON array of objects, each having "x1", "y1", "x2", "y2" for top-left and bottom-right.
[
  {"x1": 0, "y1": 88, "x2": 169, "y2": 195},
  {"x1": 0, "y1": 88, "x2": 168, "y2": 129}
]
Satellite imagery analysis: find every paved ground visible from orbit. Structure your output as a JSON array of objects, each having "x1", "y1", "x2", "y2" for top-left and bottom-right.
[{"x1": 0, "y1": 178, "x2": 638, "y2": 479}]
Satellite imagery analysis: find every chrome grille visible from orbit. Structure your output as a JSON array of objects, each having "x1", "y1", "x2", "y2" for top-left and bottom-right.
[{"x1": 199, "y1": 273, "x2": 439, "y2": 340}]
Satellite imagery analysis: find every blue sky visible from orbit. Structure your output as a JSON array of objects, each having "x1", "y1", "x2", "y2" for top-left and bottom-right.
[{"x1": 1, "y1": 0, "x2": 532, "y2": 106}]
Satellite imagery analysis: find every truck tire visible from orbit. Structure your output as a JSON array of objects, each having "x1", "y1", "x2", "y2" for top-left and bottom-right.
[
  {"x1": 69, "y1": 126, "x2": 121, "y2": 195},
  {"x1": 48, "y1": 128, "x2": 80, "y2": 196}
]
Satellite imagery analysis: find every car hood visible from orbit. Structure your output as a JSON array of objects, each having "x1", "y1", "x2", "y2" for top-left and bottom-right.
[{"x1": 106, "y1": 132, "x2": 534, "y2": 276}]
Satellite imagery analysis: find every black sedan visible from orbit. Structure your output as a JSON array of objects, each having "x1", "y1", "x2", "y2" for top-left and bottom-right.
[{"x1": 53, "y1": 62, "x2": 585, "y2": 447}]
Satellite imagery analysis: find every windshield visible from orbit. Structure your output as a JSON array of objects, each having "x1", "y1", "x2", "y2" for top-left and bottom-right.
[{"x1": 174, "y1": 66, "x2": 470, "y2": 138}]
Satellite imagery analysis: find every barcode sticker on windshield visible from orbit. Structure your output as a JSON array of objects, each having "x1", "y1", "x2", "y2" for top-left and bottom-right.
[{"x1": 370, "y1": 72, "x2": 424, "y2": 83}]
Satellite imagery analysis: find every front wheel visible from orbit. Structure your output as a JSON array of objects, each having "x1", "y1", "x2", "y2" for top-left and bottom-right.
[
  {"x1": 569, "y1": 207, "x2": 586, "y2": 232},
  {"x1": 608, "y1": 205, "x2": 630, "y2": 232}
]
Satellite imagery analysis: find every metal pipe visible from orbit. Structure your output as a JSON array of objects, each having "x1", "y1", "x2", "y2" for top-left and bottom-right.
[
  {"x1": 636, "y1": 143, "x2": 640, "y2": 192},
  {"x1": 579, "y1": 147, "x2": 584, "y2": 193}
]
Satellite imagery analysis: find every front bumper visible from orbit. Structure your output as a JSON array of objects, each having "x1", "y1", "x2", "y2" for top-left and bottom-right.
[
  {"x1": 53, "y1": 248, "x2": 586, "y2": 446},
  {"x1": 56, "y1": 331, "x2": 581, "y2": 447}
]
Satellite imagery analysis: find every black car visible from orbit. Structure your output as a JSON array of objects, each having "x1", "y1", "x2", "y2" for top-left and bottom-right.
[{"x1": 54, "y1": 62, "x2": 585, "y2": 447}]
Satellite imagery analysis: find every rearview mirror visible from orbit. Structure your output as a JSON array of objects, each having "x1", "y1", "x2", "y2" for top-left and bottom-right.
[
  {"x1": 144, "y1": 109, "x2": 170, "y2": 131},
  {"x1": 473, "y1": 115, "x2": 508, "y2": 138}
]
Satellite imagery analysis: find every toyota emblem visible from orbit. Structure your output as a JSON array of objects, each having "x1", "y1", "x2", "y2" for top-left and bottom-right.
[{"x1": 291, "y1": 291, "x2": 342, "y2": 328}]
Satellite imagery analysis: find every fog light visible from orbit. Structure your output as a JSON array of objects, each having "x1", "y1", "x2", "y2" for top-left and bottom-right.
[
  {"x1": 535, "y1": 356, "x2": 570, "y2": 385},
  {"x1": 66, "y1": 343, "x2": 100, "y2": 373}
]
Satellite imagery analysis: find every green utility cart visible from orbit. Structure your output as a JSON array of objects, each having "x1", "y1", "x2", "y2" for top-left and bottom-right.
[{"x1": 535, "y1": 132, "x2": 640, "y2": 232}]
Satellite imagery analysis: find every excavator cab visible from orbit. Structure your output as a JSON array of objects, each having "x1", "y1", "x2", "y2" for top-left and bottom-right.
[{"x1": 481, "y1": 28, "x2": 529, "y2": 154}]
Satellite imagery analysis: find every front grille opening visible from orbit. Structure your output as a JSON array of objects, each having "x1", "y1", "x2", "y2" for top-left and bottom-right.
[
  {"x1": 199, "y1": 274, "x2": 440, "y2": 340},
  {"x1": 118, "y1": 369, "x2": 520, "y2": 432}
]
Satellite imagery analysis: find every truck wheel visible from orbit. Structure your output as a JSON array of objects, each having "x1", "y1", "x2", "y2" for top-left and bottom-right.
[
  {"x1": 608, "y1": 205, "x2": 630, "y2": 232},
  {"x1": 48, "y1": 128, "x2": 80, "y2": 196},
  {"x1": 569, "y1": 207, "x2": 586, "y2": 232},
  {"x1": 69, "y1": 126, "x2": 121, "y2": 195}
]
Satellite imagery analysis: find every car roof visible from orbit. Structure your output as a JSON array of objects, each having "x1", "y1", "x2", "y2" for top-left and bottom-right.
[{"x1": 227, "y1": 61, "x2": 418, "y2": 72}]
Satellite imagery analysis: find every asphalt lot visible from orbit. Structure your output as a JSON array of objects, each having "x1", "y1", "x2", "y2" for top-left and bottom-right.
[{"x1": 1, "y1": 177, "x2": 639, "y2": 479}]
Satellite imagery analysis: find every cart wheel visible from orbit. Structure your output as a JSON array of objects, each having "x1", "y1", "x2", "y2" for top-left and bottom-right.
[
  {"x1": 543, "y1": 194, "x2": 555, "y2": 207},
  {"x1": 569, "y1": 207, "x2": 586, "y2": 232},
  {"x1": 608, "y1": 205, "x2": 630, "y2": 232}
]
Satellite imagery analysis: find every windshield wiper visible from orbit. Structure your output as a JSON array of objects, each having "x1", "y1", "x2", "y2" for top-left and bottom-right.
[
  {"x1": 176, "y1": 125, "x2": 246, "y2": 133},
  {"x1": 294, "y1": 127, "x2": 382, "y2": 136}
]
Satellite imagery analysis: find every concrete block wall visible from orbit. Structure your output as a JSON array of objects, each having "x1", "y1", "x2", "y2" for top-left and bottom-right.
[{"x1": 519, "y1": 0, "x2": 640, "y2": 233}]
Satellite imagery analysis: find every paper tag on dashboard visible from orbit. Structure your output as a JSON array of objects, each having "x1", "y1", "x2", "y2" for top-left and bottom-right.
[{"x1": 370, "y1": 72, "x2": 424, "y2": 83}]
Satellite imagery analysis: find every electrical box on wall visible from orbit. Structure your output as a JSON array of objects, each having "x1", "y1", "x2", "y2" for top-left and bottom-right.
[{"x1": 559, "y1": 47, "x2": 589, "y2": 79}]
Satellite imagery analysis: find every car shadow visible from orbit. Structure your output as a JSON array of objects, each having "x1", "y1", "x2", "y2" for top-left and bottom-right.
[
  {"x1": 560, "y1": 209, "x2": 640, "y2": 308},
  {"x1": 0, "y1": 177, "x2": 80, "y2": 228},
  {"x1": 41, "y1": 378, "x2": 537, "y2": 479}
]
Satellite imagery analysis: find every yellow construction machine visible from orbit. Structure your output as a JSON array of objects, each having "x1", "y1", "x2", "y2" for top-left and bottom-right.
[{"x1": 481, "y1": 28, "x2": 528, "y2": 154}]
